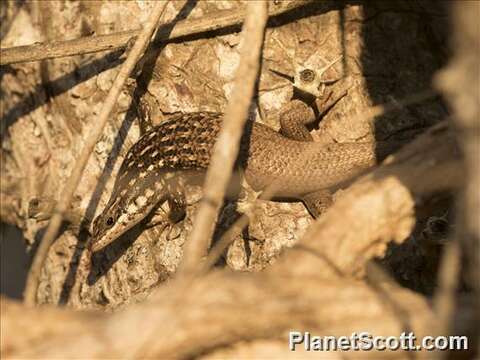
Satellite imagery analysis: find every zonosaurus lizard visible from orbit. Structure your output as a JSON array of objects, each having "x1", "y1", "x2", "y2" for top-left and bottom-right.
[{"x1": 91, "y1": 101, "x2": 402, "y2": 252}]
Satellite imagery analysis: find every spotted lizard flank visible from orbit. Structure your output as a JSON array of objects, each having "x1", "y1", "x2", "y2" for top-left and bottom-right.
[{"x1": 91, "y1": 102, "x2": 402, "y2": 252}]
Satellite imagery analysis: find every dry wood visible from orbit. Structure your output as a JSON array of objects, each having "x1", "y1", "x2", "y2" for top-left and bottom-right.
[
  {"x1": 0, "y1": 0, "x2": 311, "y2": 66},
  {"x1": 23, "y1": 1, "x2": 171, "y2": 306}
]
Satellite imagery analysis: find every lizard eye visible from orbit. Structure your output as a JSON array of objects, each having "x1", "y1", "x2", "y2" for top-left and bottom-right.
[{"x1": 106, "y1": 217, "x2": 114, "y2": 227}]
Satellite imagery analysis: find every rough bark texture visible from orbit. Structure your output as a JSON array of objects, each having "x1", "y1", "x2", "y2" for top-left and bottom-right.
[{"x1": 1, "y1": 0, "x2": 476, "y2": 358}]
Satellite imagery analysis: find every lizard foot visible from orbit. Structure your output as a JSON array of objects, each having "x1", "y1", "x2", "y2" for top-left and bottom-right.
[{"x1": 301, "y1": 190, "x2": 333, "y2": 218}]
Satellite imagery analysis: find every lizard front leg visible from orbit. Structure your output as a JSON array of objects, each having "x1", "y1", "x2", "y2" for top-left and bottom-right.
[
  {"x1": 143, "y1": 179, "x2": 187, "y2": 241},
  {"x1": 143, "y1": 189, "x2": 187, "y2": 227}
]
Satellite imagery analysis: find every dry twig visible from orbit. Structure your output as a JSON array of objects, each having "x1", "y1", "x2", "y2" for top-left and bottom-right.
[
  {"x1": 23, "y1": 1, "x2": 171, "y2": 306},
  {"x1": 179, "y1": 1, "x2": 269, "y2": 274},
  {"x1": 0, "y1": 0, "x2": 311, "y2": 66}
]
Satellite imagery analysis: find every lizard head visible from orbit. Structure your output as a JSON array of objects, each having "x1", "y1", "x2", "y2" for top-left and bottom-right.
[{"x1": 90, "y1": 195, "x2": 155, "y2": 253}]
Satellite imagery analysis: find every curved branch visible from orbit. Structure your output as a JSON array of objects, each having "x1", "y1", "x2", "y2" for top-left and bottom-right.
[{"x1": 2, "y1": 272, "x2": 433, "y2": 359}]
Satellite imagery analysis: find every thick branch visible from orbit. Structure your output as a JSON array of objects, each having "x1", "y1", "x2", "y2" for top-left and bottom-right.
[{"x1": 1, "y1": 272, "x2": 433, "y2": 359}]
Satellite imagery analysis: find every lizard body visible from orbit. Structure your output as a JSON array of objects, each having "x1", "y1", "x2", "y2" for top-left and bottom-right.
[{"x1": 91, "y1": 111, "x2": 395, "y2": 252}]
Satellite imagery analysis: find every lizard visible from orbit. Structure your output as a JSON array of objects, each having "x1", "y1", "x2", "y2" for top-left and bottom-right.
[{"x1": 90, "y1": 101, "x2": 403, "y2": 253}]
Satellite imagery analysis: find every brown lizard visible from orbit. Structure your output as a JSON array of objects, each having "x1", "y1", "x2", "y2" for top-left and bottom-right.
[{"x1": 91, "y1": 102, "x2": 401, "y2": 252}]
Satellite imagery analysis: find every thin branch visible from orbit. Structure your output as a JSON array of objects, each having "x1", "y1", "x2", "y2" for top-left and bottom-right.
[
  {"x1": 201, "y1": 183, "x2": 279, "y2": 273},
  {"x1": 0, "y1": 0, "x2": 312, "y2": 66},
  {"x1": 347, "y1": 89, "x2": 437, "y2": 132},
  {"x1": 178, "y1": 1, "x2": 269, "y2": 275},
  {"x1": 23, "y1": 1, "x2": 171, "y2": 306}
]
